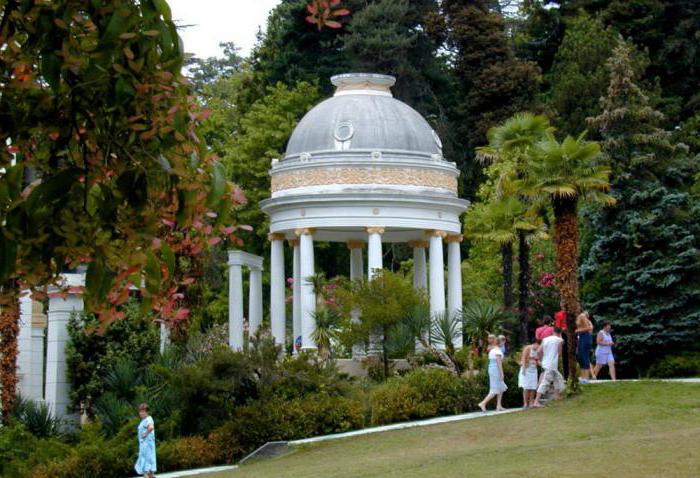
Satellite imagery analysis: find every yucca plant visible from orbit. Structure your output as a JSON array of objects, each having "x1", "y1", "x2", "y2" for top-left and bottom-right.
[
  {"x1": 103, "y1": 356, "x2": 142, "y2": 402},
  {"x1": 462, "y1": 301, "x2": 504, "y2": 353},
  {"x1": 94, "y1": 392, "x2": 133, "y2": 437},
  {"x1": 12, "y1": 396, "x2": 64, "y2": 438},
  {"x1": 430, "y1": 310, "x2": 463, "y2": 358},
  {"x1": 311, "y1": 308, "x2": 341, "y2": 360}
]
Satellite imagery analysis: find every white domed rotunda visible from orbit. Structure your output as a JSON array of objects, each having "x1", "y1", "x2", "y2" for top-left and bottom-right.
[{"x1": 261, "y1": 73, "x2": 469, "y2": 354}]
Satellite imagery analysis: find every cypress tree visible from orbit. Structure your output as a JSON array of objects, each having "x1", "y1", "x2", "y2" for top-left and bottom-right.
[{"x1": 582, "y1": 41, "x2": 700, "y2": 373}]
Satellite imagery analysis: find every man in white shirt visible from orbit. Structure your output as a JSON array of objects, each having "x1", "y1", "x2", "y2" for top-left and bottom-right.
[{"x1": 533, "y1": 328, "x2": 566, "y2": 407}]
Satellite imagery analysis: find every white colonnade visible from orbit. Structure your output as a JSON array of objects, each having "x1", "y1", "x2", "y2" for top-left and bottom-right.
[{"x1": 227, "y1": 251, "x2": 264, "y2": 351}]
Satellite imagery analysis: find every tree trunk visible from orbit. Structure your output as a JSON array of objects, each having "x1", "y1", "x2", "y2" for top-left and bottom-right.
[
  {"x1": 553, "y1": 199, "x2": 582, "y2": 387},
  {"x1": 517, "y1": 231, "x2": 530, "y2": 346},
  {"x1": 0, "y1": 281, "x2": 20, "y2": 419},
  {"x1": 382, "y1": 324, "x2": 389, "y2": 380},
  {"x1": 500, "y1": 242, "x2": 514, "y2": 310}
]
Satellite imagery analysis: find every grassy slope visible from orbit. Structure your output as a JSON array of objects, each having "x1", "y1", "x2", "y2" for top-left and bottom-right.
[{"x1": 207, "y1": 382, "x2": 700, "y2": 478}]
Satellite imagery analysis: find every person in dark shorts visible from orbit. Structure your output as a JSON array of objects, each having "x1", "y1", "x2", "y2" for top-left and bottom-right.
[{"x1": 575, "y1": 311, "x2": 595, "y2": 382}]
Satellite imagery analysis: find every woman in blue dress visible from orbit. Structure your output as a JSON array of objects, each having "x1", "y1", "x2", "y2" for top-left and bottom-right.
[
  {"x1": 478, "y1": 334, "x2": 508, "y2": 412},
  {"x1": 135, "y1": 403, "x2": 157, "y2": 478}
]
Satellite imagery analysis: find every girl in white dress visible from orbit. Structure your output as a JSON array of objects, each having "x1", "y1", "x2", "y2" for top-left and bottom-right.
[{"x1": 518, "y1": 342, "x2": 540, "y2": 408}]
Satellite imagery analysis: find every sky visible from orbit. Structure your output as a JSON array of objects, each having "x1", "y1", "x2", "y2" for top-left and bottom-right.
[{"x1": 168, "y1": 0, "x2": 282, "y2": 60}]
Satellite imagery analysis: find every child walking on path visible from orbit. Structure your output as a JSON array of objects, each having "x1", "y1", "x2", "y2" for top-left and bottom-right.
[{"x1": 518, "y1": 341, "x2": 540, "y2": 408}]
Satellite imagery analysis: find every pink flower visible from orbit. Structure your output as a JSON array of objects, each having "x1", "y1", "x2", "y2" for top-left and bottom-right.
[{"x1": 286, "y1": 277, "x2": 294, "y2": 286}]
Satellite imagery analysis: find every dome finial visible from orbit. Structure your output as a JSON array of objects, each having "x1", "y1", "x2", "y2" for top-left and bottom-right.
[{"x1": 331, "y1": 73, "x2": 395, "y2": 97}]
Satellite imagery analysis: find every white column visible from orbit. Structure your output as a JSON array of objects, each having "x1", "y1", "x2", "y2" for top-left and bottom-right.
[
  {"x1": 290, "y1": 239, "x2": 302, "y2": 354},
  {"x1": 367, "y1": 227, "x2": 384, "y2": 356},
  {"x1": 409, "y1": 240, "x2": 429, "y2": 352},
  {"x1": 159, "y1": 321, "x2": 170, "y2": 354},
  {"x1": 447, "y1": 235, "x2": 464, "y2": 350},
  {"x1": 228, "y1": 257, "x2": 244, "y2": 351},
  {"x1": 297, "y1": 229, "x2": 317, "y2": 351},
  {"x1": 367, "y1": 227, "x2": 384, "y2": 280},
  {"x1": 248, "y1": 266, "x2": 263, "y2": 338},
  {"x1": 46, "y1": 273, "x2": 84, "y2": 421},
  {"x1": 348, "y1": 241, "x2": 366, "y2": 359},
  {"x1": 409, "y1": 240, "x2": 428, "y2": 290},
  {"x1": 17, "y1": 293, "x2": 33, "y2": 398},
  {"x1": 30, "y1": 319, "x2": 45, "y2": 400},
  {"x1": 269, "y1": 234, "x2": 286, "y2": 349},
  {"x1": 428, "y1": 230, "x2": 446, "y2": 348}
]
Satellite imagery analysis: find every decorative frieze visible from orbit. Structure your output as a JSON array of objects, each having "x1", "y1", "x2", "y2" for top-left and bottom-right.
[{"x1": 271, "y1": 167, "x2": 458, "y2": 193}]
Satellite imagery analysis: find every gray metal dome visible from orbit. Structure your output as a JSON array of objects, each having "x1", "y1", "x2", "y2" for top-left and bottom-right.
[{"x1": 284, "y1": 73, "x2": 442, "y2": 158}]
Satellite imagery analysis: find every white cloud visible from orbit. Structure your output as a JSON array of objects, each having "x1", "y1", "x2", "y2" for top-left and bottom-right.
[{"x1": 168, "y1": 0, "x2": 281, "y2": 59}]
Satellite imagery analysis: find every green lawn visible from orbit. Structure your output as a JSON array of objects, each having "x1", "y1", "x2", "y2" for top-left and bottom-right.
[{"x1": 207, "y1": 382, "x2": 700, "y2": 478}]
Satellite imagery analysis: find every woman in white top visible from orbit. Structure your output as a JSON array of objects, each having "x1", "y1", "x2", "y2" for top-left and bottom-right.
[{"x1": 478, "y1": 334, "x2": 508, "y2": 412}]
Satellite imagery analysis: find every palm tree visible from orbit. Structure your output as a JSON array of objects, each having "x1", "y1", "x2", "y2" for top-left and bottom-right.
[
  {"x1": 465, "y1": 195, "x2": 546, "y2": 344},
  {"x1": 519, "y1": 132, "x2": 614, "y2": 386},
  {"x1": 476, "y1": 113, "x2": 553, "y2": 345}
]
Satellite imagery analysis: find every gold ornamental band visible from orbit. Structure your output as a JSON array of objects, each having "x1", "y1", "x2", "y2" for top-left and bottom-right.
[
  {"x1": 268, "y1": 233, "x2": 286, "y2": 242},
  {"x1": 425, "y1": 229, "x2": 448, "y2": 238},
  {"x1": 366, "y1": 227, "x2": 385, "y2": 235},
  {"x1": 347, "y1": 240, "x2": 366, "y2": 250},
  {"x1": 407, "y1": 240, "x2": 429, "y2": 249},
  {"x1": 294, "y1": 228, "x2": 316, "y2": 236},
  {"x1": 287, "y1": 238, "x2": 299, "y2": 247},
  {"x1": 271, "y1": 167, "x2": 457, "y2": 193},
  {"x1": 445, "y1": 234, "x2": 464, "y2": 243}
]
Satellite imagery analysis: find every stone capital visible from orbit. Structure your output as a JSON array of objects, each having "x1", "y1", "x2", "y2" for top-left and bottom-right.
[
  {"x1": 294, "y1": 228, "x2": 315, "y2": 237},
  {"x1": 268, "y1": 233, "x2": 286, "y2": 242},
  {"x1": 366, "y1": 227, "x2": 385, "y2": 235},
  {"x1": 287, "y1": 238, "x2": 299, "y2": 247},
  {"x1": 347, "y1": 240, "x2": 366, "y2": 250},
  {"x1": 425, "y1": 229, "x2": 448, "y2": 238},
  {"x1": 445, "y1": 234, "x2": 464, "y2": 243},
  {"x1": 408, "y1": 240, "x2": 429, "y2": 249}
]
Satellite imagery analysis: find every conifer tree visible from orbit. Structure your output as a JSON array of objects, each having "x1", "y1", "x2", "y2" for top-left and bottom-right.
[{"x1": 582, "y1": 41, "x2": 700, "y2": 372}]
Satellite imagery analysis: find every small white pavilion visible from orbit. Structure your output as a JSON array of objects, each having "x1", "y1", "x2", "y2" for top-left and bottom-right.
[{"x1": 260, "y1": 73, "x2": 469, "y2": 354}]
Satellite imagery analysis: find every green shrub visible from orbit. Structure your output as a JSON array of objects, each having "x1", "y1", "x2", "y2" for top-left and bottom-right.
[
  {"x1": 648, "y1": 353, "x2": 700, "y2": 378},
  {"x1": 370, "y1": 368, "x2": 486, "y2": 425},
  {"x1": 158, "y1": 435, "x2": 227, "y2": 472},
  {"x1": 30, "y1": 425, "x2": 134, "y2": 478},
  {"x1": 217, "y1": 393, "x2": 365, "y2": 456},
  {"x1": 0, "y1": 423, "x2": 70, "y2": 477},
  {"x1": 370, "y1": 382, "x2": 422, "y2": 425}
]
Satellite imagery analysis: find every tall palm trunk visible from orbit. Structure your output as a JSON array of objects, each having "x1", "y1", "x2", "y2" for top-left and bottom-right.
[
  {"x1": 500, "y1": 243, "x2": 514, "y2": 310},
  {"x1": 517, "y1": 231, "x2": 530, "y2": 346},
  {"x1": 0, "y1": 281, "x2": 20, "y2": 419},
  {"x1": 553, "y1": 198, "x2": 582, "y2": 386}
]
